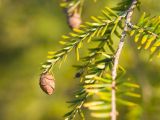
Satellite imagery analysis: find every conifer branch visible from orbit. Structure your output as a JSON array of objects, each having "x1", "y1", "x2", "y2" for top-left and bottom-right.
[
  {"x1": 128, "y1": 23, "x2": 159, "y2": 38},
  {"x1": 40, "y1": 0, "x2": 143, "y2": 119},
  {"x1": 111, "y1": 0, "x2": 138, "y2": 120},
  {"x1": 128, "y1": 13, "x2": 160, "y2": 57}
]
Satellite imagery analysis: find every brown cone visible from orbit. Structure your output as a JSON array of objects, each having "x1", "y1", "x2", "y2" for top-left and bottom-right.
[
  {"x1": 39, "y1": 73, "x2": 55, "y2": 95},
  {"x1": 68, "y1": 12, "x2": 81, "y2": 29}
]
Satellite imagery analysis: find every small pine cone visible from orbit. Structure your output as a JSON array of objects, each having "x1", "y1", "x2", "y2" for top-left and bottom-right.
[
  {"x1": 39, "y1": 73, "x2": 55, "y2": 95},
  {"x1": 68, "y1": 12, "x2": 81, "y2": 29}
]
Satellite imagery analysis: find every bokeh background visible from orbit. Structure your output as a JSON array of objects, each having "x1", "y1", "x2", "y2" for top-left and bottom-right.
[{"x1": 0, "y1": 0, "x2": 160, "y2": 120}]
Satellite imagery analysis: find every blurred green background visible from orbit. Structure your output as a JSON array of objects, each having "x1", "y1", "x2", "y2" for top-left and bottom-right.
[{"x1": 0, "y1": 0, "x2": 160, "y2": 120}]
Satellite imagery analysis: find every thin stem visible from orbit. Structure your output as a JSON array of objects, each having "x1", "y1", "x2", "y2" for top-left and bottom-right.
[{"x1": 111, "y1": 0, "x2": 138, "y2": 120}]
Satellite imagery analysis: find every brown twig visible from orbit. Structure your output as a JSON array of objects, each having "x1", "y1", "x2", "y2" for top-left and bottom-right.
[{"x1": 111, "y1": 0, "x2": 138, "y2": 120}]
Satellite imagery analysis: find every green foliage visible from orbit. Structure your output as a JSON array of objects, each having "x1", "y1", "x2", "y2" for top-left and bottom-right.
[
  {"x1": 42, "y1": 6, "x2": 124, "y2": 73},
  {"x1": 40, "y1": 0, "x2": 159, "y2": 120},
  {"x1": 112, "y1": 0, "x2": 132, "y2": 13},
  {"x1": 128, "y1": 13, "x2": 160, "y2": 59}
]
